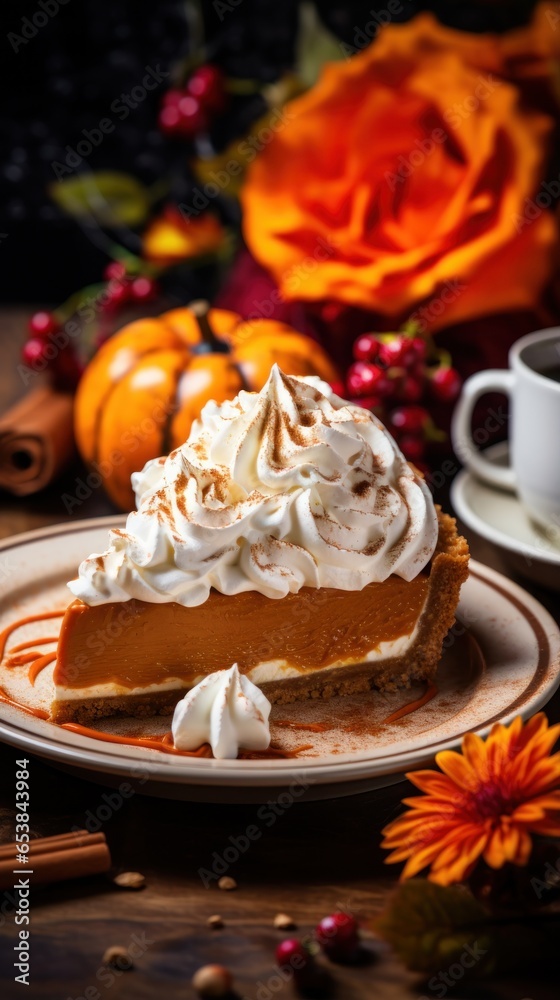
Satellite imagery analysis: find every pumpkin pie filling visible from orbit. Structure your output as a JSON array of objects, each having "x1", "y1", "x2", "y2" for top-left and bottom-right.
[{"x1": 54, "y1": 571, "x2": 428, "y2": 691}]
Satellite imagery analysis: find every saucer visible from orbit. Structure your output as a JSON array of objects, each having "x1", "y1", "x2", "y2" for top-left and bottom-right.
[{"x1": 451, "y1": 441, "x2": 560, "y2": 591}]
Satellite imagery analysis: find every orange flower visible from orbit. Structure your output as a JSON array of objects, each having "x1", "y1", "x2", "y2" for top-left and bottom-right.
[
  {"x1": 242, "y1": 13, "x2": 557, "y2": 330},
  {"x1": 382, "y1": 714, "x2": 560, "y2": 885},
  {"x1": 143, "y1": 208, "x2": 225, "y2": 266},
  {"x1": 367, "y1": 4, "x2": 560, "y2": 88}
]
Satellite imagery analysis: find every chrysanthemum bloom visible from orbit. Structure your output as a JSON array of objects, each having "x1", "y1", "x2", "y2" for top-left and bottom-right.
[{"x1": 382, "y1": 713, "x2": 560, "y2": 885}]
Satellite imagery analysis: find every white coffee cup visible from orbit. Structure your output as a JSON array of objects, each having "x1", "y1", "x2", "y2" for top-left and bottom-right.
[{"x1": 451, "y1": 328, "x2": 560, "y2": 531}]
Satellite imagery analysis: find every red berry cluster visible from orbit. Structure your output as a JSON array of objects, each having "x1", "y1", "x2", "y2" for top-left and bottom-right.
[
  {"x1": 159, "y1": 64, "x2": 227, "y2": 138},
  {"x1": 275, "y1": 911, "x2": 361, "y2": 989},
  {"x1": 101, "y1": 262, "x2": 159, "y2": 314},
  {"x1": 344, "y1": 330, "x2": 461, "y2": 465},
  {"x1": 22, "y1": 264, "x2": 160, "y2": 388},
  {"x1": 22, "y1": 312, "x2": 83, "y2": 391}
]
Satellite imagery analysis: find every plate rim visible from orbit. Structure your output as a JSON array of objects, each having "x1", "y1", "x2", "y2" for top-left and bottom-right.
[
  {"x1": 451, "y1": 445, "x2": 560, "y2": 567},
  {"x1": 0, "y1": 518, "x2": 559, "y2": 788}
]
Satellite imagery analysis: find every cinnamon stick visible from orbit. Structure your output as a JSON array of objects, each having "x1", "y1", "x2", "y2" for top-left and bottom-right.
[
  {"x1": 0, "y1": 830, "x2": 111, "y2": 889},
  {"x1": 0, "y1": 385, "x2": 75, "y2": 496}
]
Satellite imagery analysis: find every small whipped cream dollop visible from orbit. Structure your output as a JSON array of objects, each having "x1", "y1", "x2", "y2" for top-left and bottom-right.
[
  {"x1": 171, "y1": 664, "x2": 271, "y2": 759},
  {"x1": 68, "y1": 365, "x2": 438, "y2": 606}
]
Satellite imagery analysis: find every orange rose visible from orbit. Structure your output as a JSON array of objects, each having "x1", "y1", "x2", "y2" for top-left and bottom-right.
[
  {"x1": 242, "y1": 12, "x2": 558, "y2": 329},
  {"x1": 378, "y1": 4, "x2": 560, "y2": 88}
]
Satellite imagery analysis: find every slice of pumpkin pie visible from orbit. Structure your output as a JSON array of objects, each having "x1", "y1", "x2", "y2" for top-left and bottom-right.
[{"x1": 52, "y1": 366, "x2": 468, "y2": 723}]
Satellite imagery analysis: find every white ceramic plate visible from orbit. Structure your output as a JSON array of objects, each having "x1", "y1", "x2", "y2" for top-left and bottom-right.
[
  {"x1": 0, "y1": 518, "x2": 559, "y2": 802},
  {"x1": 451, "y1": 441, "x2": 560, "y2": 591}
]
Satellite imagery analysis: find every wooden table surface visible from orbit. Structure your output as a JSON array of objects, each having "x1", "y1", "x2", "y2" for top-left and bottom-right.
[{"x1": 0, "y1": 308, "x2": 558, "y2": 1000}]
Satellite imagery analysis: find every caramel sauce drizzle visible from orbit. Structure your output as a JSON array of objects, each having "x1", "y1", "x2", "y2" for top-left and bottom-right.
[
  {"x1": 0, "y1": 611, "x2": 65, "y2": 661},
  {"x1": 28, "y1": 652, "x2": 58, "y2": 686},
  {"x1": 60, "y1": 723, "x2": 214, "y2": 757},
  {"x1": 382, "y1": 683, "x2": 438, "y2": 724},
  {"x1": 9, "y1": 636, "x2": 59, "y2": 653},
  {"x1": 0, "y1": 685, "x2": 49, "y2": 721},
  {"x1": 6, "y1": 652, "x2": 43, "y2": 667},
  {"x1": 0, "y1": 611, "x2": 64, "y2": 687}
]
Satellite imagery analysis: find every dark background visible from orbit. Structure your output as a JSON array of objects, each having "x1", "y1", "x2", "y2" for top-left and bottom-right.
[{"x1": 0, "y1": 0, "x2": 540, "y2": 303}]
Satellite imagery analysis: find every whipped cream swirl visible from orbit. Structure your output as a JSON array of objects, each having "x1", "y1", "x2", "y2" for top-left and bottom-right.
[
  {"x1": 171, "y1": 664, "x2": 271, "y2": 759},
  {"x1": 68, "y1": 365, "x2": 438, "y2": 606}
]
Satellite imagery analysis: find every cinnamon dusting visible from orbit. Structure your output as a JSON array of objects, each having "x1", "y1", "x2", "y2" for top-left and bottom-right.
[{"x1": 274, "y1": 719, "x2": 329, "y2": 733}]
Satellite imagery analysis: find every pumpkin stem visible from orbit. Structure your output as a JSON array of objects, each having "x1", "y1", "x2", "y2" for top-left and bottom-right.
[{"x1": 190, "y1": 300, "x2": 230, "y2": 355}]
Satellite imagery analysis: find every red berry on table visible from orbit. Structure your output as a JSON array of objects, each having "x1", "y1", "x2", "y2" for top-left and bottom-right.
[
  {"x1": 130, "y1": 276, "x2": 159, "y2": 303},
  {"x1": 399, "y1": 434, "x2": 426, "y2": 464},
  {"x1": 28, "y1": 311, "x2": 59, "y2": 339},
  {"x1": 379, "y1": 335, "x2": 415, "y2": 368},
  {"x1": 315, "y1": 911, "x2": 360, "y2": 961},
  {"x1": 103, "y1": 261, "x2": 127, "y2": 282},
  {"x1": 275, "y1": 939, "x2": 306, "y2": 966},
  {"x1": 22, "y1": 338, "x2": 50, "y2": 369},
  {"x1": 431, "y1": 366, "x2": 462, "y2": 402},
  {"x1": 187, "y1": 64, "x2": 226, "y2": 113},
  {"x1": 347, "y1": 362, "x2": 391, "y2": 398},
  {"x1": 352, "y1": 333, "x2": 380, "y2": 363},
  {"x1": 158, "y1": 103, "x2": 183, "y2": 136},
  {"x1": 177, "y1": 95, "x2": 208, "y2": 136},
  {"x1": 390, "y1": 405, "x2": 430, "y2": 434},
  {"x1": 275, "y1": 939, "x2": 310, "y2": 971}
]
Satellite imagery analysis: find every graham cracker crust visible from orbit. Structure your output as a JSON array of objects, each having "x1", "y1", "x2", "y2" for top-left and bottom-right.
[
  {"x1": 52, "y1": 689, "x2": 183, "y2": 724},
  {"x1": 51, "y1": 509, "x2": 469, "y2": 723}
]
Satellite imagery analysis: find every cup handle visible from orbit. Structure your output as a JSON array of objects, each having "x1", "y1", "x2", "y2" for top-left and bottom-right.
[{"x1": 451, "y1": 369, "x2": 516, "y2": 491}]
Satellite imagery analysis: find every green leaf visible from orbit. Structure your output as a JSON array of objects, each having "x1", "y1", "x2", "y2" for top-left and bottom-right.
[
  {"x1": 375, "y1": 881, "x2": 494, "y2": 976},
  {"x1": 49, "y1": 172, "x2": 151, "y2": 227},
  {"x1": 296, "y1": 1, "x2": 345, "y2": 87},
  {"x1": 375, "y1": 880, "x2": 560, "y2": 977}
]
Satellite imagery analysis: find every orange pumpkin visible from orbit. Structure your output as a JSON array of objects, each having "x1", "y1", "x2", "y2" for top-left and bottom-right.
[{"x1": 75, "y1": 301, "x2": 339, "y2": 510}]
